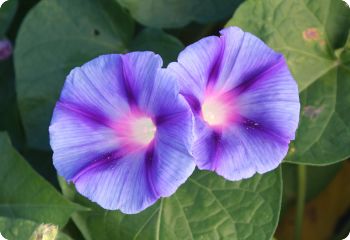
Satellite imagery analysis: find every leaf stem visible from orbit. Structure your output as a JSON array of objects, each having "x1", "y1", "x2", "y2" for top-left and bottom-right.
[{"x1": 295, "y1": 165, "x2": 307, "y2": 240}]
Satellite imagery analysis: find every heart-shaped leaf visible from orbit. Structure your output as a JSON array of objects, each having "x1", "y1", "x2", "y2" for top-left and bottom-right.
[
  {"x1": 60, "y1": 168, "x2": 282, "y2": 240},
  {"x1": 15, "y1": 0, "x2": 134, "y2": 150}
]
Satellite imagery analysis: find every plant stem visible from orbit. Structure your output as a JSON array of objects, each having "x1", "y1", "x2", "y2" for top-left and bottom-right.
[{"x1": 295, "y1": 165, "x2": 307, "y2": 240}]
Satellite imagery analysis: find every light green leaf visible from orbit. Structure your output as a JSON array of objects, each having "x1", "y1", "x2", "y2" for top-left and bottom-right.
[
  {"x1": 0, "y1": 217, "x2": 72, "y2": 240},
  {"x1": 0, "y1": 132, "x2": 83, "y2": 227},
  {"x1": 60, "y1": 168, "x2": 282, "y2": 240},
  {"x1": 117, "y1": 0, "x2": 243, "y2": 28},
  {"x1": 227, "y1": 0, "x2": 350, "y2": 165},
  {"x1": 130, "y1": 28, "x2": 184, "y2": 66},
  {"x1": 15, "y1": 0, "x2": 134, "y2": 150}
]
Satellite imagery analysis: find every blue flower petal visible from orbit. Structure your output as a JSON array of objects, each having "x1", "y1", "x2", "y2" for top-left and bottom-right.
[
  {"x1": 50, "y1": 52, "x2": 195, "y2": 213},
  {"x1": 169, "y1": 26, "x2": 300, "y2": 181}
]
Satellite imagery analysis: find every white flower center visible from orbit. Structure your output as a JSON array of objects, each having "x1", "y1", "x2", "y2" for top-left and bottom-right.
[
  {"x1": 130, "y1": 117, "x2": 156, "y2": 145},
  {"x1": 202, "y1": 97, "x2": 229, "y2": 126}
]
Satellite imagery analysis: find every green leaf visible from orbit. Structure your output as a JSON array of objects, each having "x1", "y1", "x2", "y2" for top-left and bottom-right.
[
  {"x1": 130, "y1": 28, "x2": 184, "y2": 66},
  {"x1": 15, "y1": 0, "x2": 134, "y2": 150},
  {"x1": 0, "y1": 0, "x2": 18, "y2": 37},
  {"x1": 0, "y1": 217, "x2": 72, "y2": 240},
  {"x1": 60, "y1": 168, "x2": 282, "y2": 240},
  {"x1": 20, "y1": 148, "x2": 61, "y2": 188},
  {"x1": 0, "y1": 1, "x2": 21, "y2": 147},
  {"x1": 0, "y1": 132, "x2": 83, "y2": 227},
  {"x1": 116, "y1": 0, "x2": 243, "y2": 28},
  {"x1": 340, "y1": 32, "x2": 350, "y2": 64},
  {"x1": 227, "y1": 0, "x2": 350, "y2": 165},
  {"x1": 0, "y1": 57, "x2": 24, "y2": 148}
]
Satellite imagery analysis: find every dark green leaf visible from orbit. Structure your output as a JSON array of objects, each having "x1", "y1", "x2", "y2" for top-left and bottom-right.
[
  {"x1": 0, "y1": 1, "x2": 22, "y2": 147},
  {"x1": 117, "y1": 0, "x2": 243, "y2": 28},
  {"x1": 130, "y1": 28, "x2": 184, "y2": 66},
  {"x1": 60, "y1": 168, "x2": 282, "y2": 240},
  {"x1": 15, "y1": 0, "x2": 134, "y2": 150},
  {"x1": 0, "y1": 57, "x2": 24, "y2": 148},
  {"x1": 0, "y1": 0, "x2": 18, "y2": 37},
  {"x1": 0, "y1": 132, "x2": 83, "y2": 227},
  {"x1": 20, "y1": 148, "x2": 60, "y2": 188},
  {"x1": 60, "y1": 219, "x2": 85, "y2": 240},
  {"x1": 227, "y1": 0, "x2": 350, "y2": 165}
]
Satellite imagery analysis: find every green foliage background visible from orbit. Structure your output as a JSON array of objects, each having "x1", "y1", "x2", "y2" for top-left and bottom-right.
[{"x1": 0, "y1": 0, "x2": 349, "y2": 239}]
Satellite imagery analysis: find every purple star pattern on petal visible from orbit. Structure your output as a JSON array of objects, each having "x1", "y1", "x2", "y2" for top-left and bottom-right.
[
  {"x1": 168, "y1": 27, "x2": 300, "y2": 181},
  {"x1": 49, "y1": 52, "x2": 195, "y2": 214}
]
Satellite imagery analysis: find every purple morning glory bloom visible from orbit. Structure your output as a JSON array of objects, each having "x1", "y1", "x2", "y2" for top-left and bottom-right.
[
  {"x1": 0, "y1": 39, "x2": 12, "y2": 60},
  {"x1": 168, "y1": 27, "x2": 300, "y2": 181},
  {"x1": 49, "y1": 52, "x2": 195, "y2": 214}
]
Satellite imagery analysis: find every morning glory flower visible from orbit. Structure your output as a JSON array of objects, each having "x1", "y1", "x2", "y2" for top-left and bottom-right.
[
  {"x1": 49, "y1": 52, "x2": 195, "y2": 214},
  {"x1": 0, "y1": 39, "x2": 12, "y2": 60},
  {"x1": 168, "y1": 27, "x2": 300, "y2": 181}
]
